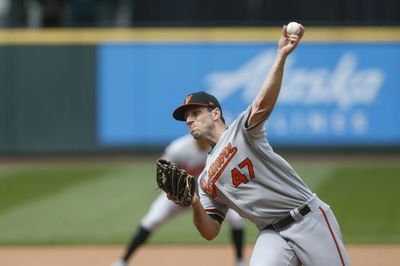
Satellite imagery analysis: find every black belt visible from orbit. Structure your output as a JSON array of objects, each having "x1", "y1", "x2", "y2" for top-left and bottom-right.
[{"x1": 264, "y1": 204, "x2": 311, "y2": 231}]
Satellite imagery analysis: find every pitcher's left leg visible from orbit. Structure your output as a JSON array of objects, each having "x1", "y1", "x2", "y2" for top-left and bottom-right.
[{"x1": 282, "y1": 204, "x2": 350, "y2": 266}]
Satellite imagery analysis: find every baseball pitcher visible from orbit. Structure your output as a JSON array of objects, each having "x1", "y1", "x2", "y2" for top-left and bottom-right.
[{"x1": 159, "y1": 24, "x2": 350, "y2": 266}]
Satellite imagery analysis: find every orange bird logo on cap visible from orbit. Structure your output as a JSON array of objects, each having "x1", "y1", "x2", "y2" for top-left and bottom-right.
[{"x1": 185, "y1": 95, "x2": 193, "y2": 104}]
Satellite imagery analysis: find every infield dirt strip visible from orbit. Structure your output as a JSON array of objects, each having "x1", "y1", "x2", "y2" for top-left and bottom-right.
[{"x1": 0, "y1": 245, "x2": 399, "y2": 266}]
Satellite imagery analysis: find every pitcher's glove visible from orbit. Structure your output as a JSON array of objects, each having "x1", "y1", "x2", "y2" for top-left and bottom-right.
[{"x1": 156, "y1": 158, "x2": 196, "y2": 207}]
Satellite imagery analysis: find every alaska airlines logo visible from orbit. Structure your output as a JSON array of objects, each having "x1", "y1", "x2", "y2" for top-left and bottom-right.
[{"x1": 205, "y1": 50, "x2": 384, "y2": 111}]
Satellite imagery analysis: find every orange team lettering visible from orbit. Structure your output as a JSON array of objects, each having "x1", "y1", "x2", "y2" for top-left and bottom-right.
[
  {"x1": 208, "y1": 142, "x2": 237, "y2": 180},
  {"x1": 201, "y1": 143, "x2": 238, "y2": 198},
  {"x1": 201, "y1": 178, "x2": 216, "y2": 198}
]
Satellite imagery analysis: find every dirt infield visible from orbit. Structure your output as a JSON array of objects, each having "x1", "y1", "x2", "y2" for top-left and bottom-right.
[{"x1": 0, "y1": 245, "x2": 399, "y2": 266}]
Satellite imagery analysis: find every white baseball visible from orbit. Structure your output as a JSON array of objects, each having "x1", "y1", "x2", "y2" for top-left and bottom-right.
[{"x1": 286, "y1": 22, "x2": 301, "y2": 36}]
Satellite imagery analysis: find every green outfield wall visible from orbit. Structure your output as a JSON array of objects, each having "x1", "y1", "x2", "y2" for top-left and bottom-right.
[{"x1": 0, "y1": 45, "x2": 98, "y2": 154}]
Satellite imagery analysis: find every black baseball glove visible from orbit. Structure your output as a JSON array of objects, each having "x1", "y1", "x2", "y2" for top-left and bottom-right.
[{"x1": 156, "y1": 158, "x2": 196, "y2": 207}]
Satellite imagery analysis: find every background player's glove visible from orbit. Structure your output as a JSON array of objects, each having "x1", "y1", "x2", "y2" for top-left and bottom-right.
[{"x1": 156, "y1": 158, "x2": 196, "y2": 207}]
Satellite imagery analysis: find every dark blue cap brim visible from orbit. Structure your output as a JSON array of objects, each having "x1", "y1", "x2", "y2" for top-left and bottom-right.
[{"x1": 172, "y1": 103, "x2": 210, "y2": 121}]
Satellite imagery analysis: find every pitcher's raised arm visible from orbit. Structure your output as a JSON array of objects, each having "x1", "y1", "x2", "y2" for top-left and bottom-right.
[{"x1": 247, "y1": 24, "x2": 304, "y2": 128}]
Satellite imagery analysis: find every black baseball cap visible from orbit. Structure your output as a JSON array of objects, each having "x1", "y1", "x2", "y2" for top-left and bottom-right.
[{"x1": 173, "y1": 91, "x2": 223, "y2": 121}]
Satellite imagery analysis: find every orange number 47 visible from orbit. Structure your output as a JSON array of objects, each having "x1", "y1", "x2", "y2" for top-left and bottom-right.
[{"x1": 231, "y1": 158, "x2": 255, "y2": 187}]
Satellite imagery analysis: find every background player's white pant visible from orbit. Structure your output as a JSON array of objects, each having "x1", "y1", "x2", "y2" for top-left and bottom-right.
[
  {"x1": 225, "y1": 207, "x2": 244, "y2": 230},
  {"x1": 141, "y1": 193, "x2": 244, "y2": 230},
  {"x1": 250, "y1": 196, "x2": 350, "y2": 266}
]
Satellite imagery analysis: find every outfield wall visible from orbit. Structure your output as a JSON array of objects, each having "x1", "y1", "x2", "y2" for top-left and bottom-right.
[
  {"x1": 0, "y1": 28, "x2": 399, "y2": 154},
  {"x1": 0, "y1": 45, "x2": 97, "y2": 154}
]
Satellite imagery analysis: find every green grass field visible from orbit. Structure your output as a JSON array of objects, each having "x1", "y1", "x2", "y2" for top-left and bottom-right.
[{"x1": 0, "y1": 157, "x2": 399, "y2": 245}]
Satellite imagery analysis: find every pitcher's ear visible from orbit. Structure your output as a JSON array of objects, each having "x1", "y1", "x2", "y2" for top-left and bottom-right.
[{"x1": 212, "y1": 107, "x2": 222, "y2": 120}]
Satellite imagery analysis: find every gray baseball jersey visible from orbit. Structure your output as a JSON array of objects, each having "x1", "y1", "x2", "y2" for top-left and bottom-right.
[{"x1": 199, "y1": 107, "x2": 314, "y2": 230}]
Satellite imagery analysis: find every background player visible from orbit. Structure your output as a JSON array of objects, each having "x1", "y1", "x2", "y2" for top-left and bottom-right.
[
  {"x1": 171, "y1": 24, "x2": 350, "y2": 265},
  {"x1": 112, "y1": 134, "x2": 247, "y2": 266}
]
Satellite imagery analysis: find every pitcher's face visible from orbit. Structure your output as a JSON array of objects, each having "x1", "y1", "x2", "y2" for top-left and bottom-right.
[{"x1": 185, "y1": 107, "x2": 215, "y2": 139}]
